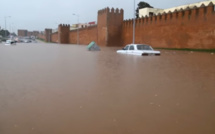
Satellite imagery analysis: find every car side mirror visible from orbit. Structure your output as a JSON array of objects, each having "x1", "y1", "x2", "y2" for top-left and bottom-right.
[{"x1": 122, "y1": 48, "x2": 125, "y2": 50}]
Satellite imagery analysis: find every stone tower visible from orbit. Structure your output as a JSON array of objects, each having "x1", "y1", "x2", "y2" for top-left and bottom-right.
[
  {"x1": 97, "y1": 7, "x2": 124, "y2": 46},
  {"x1": 45, "y1": 29, "x2": 52, "y2": 42},
  {"x1": 58, "y1": 24, "x2": 70, "y2": 44}
]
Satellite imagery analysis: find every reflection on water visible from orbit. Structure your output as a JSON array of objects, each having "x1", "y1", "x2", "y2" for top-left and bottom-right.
[{"x1": 0, "y1": 43, "x2": 215, "y2": 134}]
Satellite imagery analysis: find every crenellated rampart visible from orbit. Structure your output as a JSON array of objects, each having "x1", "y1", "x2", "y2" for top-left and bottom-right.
[
  {"x1": 58, "y1": 24, "x2": 70, "y2": 44},
  {"x1": 123, "y1": 3, "x2": 214, "y2": 27},
  {"x1": 97, "y1": 7, "x2": 124, "y2": 46},
  {"x1": 45, "y1": 29, "x2": 52, "y2": 42},
  {"x1": 38, "y1": 33, "x2": 45, "y2": 41},
  {"x1": 51, "y1": 32, "x2": 58, "y2": 43},
  {"x1": 42, "y1": 2, "x2": 215, "y2": 49},
  {"x1": 69, "y1": 25, "x2": 98, "y2": 45},
  {"x1": 122, "y1": 2, "x2": 215, "y2": 48}
]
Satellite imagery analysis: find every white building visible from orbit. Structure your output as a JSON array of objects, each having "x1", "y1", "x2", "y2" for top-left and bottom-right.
[
  {"x1": 139, "y1": 8, "x2": 163, "y2": 17},
  {"x1": 139, "y1": 0, "x2": 215, "y2": 17}
]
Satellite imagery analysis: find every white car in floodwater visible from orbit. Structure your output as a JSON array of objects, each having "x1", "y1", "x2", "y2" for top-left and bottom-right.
[
  {"x1": 117, "y1": 44, "x2": 160, "y2": 56},
  {"x1": 5, "y1": 40, "x2": 16, "y2": 45}
]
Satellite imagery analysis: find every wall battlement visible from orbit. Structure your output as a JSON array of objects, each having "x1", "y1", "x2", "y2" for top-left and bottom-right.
[
  {"x1": 45, "y1": 29, "x2": 52, "y2": 42},
  {"x1": 123, "y1": 2, "x2": 214, "y2": 27},
  {"x1": 46, "y1": 4, "x2": 215, "y2": 49},
  {"x1": 97, "y1": 7, "x2": 124, "y2": 46},
  {"x1": 58, "y1": 24, "x2": 70, "y2": 44},
  {"x1": 122, "y1": 2, "x2": 215, "y2": 49},
  {"x1": 58, "y1": 24, "x2": 70, "y2": 28},
  {"x1": 98, "y1": 7, "x2": 109, "y2": 14},
  {"x1": 70, "y1": 25, "x2": 97, "y2": 32},
  {"x1": 98, "y1": 7, "x2": 123, "y2": 15}
]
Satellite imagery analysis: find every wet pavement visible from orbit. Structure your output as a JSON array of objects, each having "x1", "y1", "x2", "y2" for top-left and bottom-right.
[{"x1": 0, "y1": 42, "x2": 215, "y2": 134}]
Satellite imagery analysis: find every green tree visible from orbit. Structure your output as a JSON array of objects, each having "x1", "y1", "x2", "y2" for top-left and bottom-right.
[
  {"x1": 0, "y1": 29, "x2": 10, "y2": 37},
  {"x1": 136, "y1": 1, "x2": 153, "y2": 18}
]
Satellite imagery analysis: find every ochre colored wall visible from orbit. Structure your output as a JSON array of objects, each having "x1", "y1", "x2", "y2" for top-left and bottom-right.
[
  {"x1": 48, "y1": 4, "x2": 215, "y2": 49},
  {"x1": 38, "y1": 34, "x2": 45, "y2": 41},
  {"x1": 96, "y1": 7, "x2": 124, "y2": 46},
  {"x1": 69, "y1": 25, "x2": 97, "y2": 45},
  {"x1": 68, "y1": 7, "x2": 123, "y2": 46},
  {"x1": 97, "y1": 8, "x2": 108, "y2": 46},
  {"x1": 18, "y1": 30, "x2": 28, "y2": 37},
  {"x1": 107, "y1": 8, "x2": 124, "y2": 46},
  {"x1": 57, "y1": 7, "x2": 123, "y2": 46},
  {"x1": 58, "y1": 24, "x2": 70, "y2": 44},
  {"x1": 51, "y1": 32, "x2": 58, "y2": 43},
  {"x1": 122, "y1": 4, "x2": 215, "y2": 49},
  {"x1": 45, "y1": 29, "x2": 52, "y2": 42}
]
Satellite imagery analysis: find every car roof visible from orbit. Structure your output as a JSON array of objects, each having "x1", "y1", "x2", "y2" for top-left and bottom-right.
[{"x1": 127, "y1": 44, "x2": 150, "y2": 46}]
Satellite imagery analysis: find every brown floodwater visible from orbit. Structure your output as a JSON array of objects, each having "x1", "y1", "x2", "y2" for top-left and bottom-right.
[{"x1": 0, "y1": 42, "x2": 215, "y2": 134}]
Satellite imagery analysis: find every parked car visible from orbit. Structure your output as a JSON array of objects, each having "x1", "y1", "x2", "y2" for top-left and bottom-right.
[
  {"x1": 117, "y1": 44, "x2": 160, "y2": 56},
  {"x1": 5, "y1": 40, "x2": 16, "y2": 45},
  {"x1": 24, "y1": 39, "x2": 32, "y2": 43}
]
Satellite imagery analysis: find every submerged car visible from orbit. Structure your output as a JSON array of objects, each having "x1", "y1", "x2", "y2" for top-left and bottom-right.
[
  {"x1": 5, "y1": 40, "x2": 16, "y2": 45},
  {"x1": 24, "y1": 39, "x2": 32, "y2": 43},
  {"x1": 117, "y1": 44, "x2": 160, "y2": 56}
]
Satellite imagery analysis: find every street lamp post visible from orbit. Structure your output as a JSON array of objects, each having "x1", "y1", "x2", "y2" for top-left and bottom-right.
[
  {"x1": 73, "y1": 14, "x2": 79, "y2": 45},
  {"x1": 4, "y1": 16, "x2": 11, "y2": 37},
  {"x1": 10, "y1": 23, "x2": 14, "y2": 34},
  {"x1": 133, "y1": 0, "x2": 136, "y2": 44}
]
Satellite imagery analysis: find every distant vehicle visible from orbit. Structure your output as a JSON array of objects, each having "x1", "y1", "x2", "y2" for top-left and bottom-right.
[
  {"x1": 5, "y1": 40, "x2": 16, "y2": 45},
  {"x1": 117, "y1": 44, "x2": 160, "y2": 56},
  {"x1": 24, "y1": 39, "x2": 31, "y2": 43}
]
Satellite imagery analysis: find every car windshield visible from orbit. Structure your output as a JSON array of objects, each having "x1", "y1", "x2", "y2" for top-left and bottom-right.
[
  {"x1": 137, "y1": 45, "x2": 153, "y2": 50},
  {"x1": 123, "y1": 46, "x2": 129, "y2": 50}
]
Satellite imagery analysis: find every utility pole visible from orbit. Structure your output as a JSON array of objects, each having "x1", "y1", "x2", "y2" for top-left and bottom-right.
[
  {"x1": 133, "y1": 0, "x2": 136, "y2": 44},
  {"x1": 73, "y1": 14, "x2": 79, "y2": 45},
  {"x1": 4, "y1": 16, "x2": 11, "y2": 37}
]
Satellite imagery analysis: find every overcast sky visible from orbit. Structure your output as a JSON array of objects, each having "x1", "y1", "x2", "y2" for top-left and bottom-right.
[{"x1": 0, "y1": 0, "x2": 206, "y2": 33}]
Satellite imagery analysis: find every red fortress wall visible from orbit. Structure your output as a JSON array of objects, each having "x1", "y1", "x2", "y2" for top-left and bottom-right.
[
  {"x1": 58, "y1": 24, "x2": 70, "y2": 44},
  {"x1": 69, "y1": 25, "x2": 97, "y2": 45},
  {"x1": 51, "y1": 32, "x2": 58, "y2": 43},
  {"x1": 106, "y1": 8, "x2": 124, "y2": 46},
  {"x1": 122, "y1": 3, "x2": 215, "y2": 49},
  {"x1": 53, "y1": 7, "x2": 123, "y2": 46},
  {"x1": 46, "y1": 3, "x2": 214, "y2": 49}
]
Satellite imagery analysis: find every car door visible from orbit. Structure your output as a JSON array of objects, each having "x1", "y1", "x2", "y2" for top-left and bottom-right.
[
  {"x1": 127, "y1": 45, "x2": 134, "y2": 54},
  {"x1": 121, "y1": 45, "x2": 129, "y2": 54}
]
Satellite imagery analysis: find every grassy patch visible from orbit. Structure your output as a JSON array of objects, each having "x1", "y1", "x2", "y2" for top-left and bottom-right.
[
  {"x1": 37, "y1": 38, "x2": 46, "y2": 42},
  {"x1": 155, "y1": 48, "x2": 215, "y2": 53}
]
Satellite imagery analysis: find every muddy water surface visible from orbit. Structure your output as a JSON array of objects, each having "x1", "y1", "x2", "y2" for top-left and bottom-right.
[{"x1": 0, "y1": 43, "x2": 215, "y2": 134}]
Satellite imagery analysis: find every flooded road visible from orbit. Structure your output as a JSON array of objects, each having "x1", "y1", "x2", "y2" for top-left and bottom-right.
[{"x1": 0, "y1": 42, "x2": 215, "y2": 134}]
